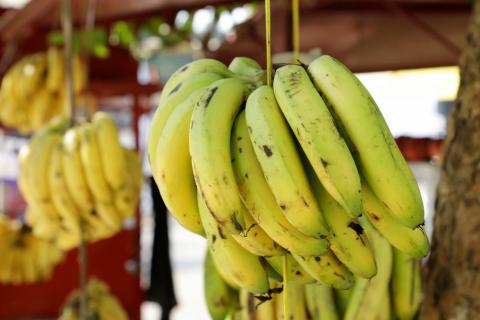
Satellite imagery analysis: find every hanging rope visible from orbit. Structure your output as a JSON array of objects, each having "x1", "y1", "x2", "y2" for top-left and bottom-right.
[
  {"x1": 292, "y1": 0, "x2": 300, "y2": 63},
  {"x1": 265, "y1": 0, "x2": 272, "y2": 86}
]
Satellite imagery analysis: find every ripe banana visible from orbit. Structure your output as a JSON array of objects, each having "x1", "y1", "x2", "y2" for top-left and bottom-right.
[
  {"x1": 245, "y1": 85, "x2": 328, "y2": 239},
  {"x1": 73, "y1": 54, "x2": 87, "y2": 94},
  {"x1": 305, "y1": 283, "x2": 339, "y2": 320},
  {"x1": 78, "y1": 123, "x2": 113, "y2": 204},
  {"x1": 198, "y1": 192, "x2": 270, "y2": 295},
  {"x1": 148, "y1": 72, "x2": 223, "y2": 178},
  {"x1": 231, "y1": 110, "x2": 329, "y2": 256},
  {"x1": 239, "y1": 288, "x2": 275, "y2": 320},
  {"x1": 46, "y1": 46, "x2": 64, "y2": 92},
  {"x1": 115, "y1": 148, "x2": 141, "y2": 220},
  {"x1": 309, "y1": 168, "x2": 377, "y2": 278},
  {"x1": 391, "y1": 248, "x2": 422, "y2": 320},
  {"x1": 153, "y1": 89, "x2": 206, "y2": 235},
  {"x1": 274, "y1": 64, "x2": 362, "y2": 217},
  {"x1": 92, "y1": 111, "x2": 126, "y2": 190},
  {"x1": 344, "y1": 217, "x2": 393, "y2": 320},
  {"x1": 190, "y1": 78, "x2": 248, "y2": 234},
  {"x1": 48, "y1": 141, "x2": 82, "y2": 236},
  {"x1": 275, "y1": 281, "x2": 308, "y2": 320},
  {"x1": 374, "y1": 287, "x2": 392, "y2": 320},
  {"x1": 308, "y1": 55, "x2": 424, "y2": 228},
  {"x1": 362, "y1": 182, "x2": 429, "y2": 258},
  {"x1": 292, "y1": 251, "x2": 354, "y2": 289},
  {"x1": 62, "y1": 127, "x2": 95, "y2": 214},
  {"x1": 29, "y1": 86, "x2": 54, "y2": 131},
  {"x1": 204, "y1": 249, "x2": 238, "y2": 320},
  {"x1": 159, "y1": 59, "x2": 234, "y2": 102}
]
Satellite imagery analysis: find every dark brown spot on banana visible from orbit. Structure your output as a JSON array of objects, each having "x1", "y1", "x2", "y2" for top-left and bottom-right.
[
  {"x1": 168, "y1": 83, "x2": 182, "y2": 96},
  {"x1": 280, "y1": 204, "x2": 287, "y2": 210},
  {"x1": 204, "y1": 87, "x2": 218, "y2": 107},
  {"x1": 314, "y1": 256, "x2": 321, "y2": 262},
  {"x1": 262, "y1": 145, "x2": 273, "y2": 157},
  {"x1": 348, "y1": 222, "x2": 363, "y2": 235},
  {"x1": 321, "y1": 157, "x2": 329, "y2": 167}
]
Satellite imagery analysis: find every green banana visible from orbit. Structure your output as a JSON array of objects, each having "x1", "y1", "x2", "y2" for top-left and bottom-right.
[
  {"x1": 148, "y1": 72, "x2": 223, "y2": 179},
  {"x1": 308, "y1": 55, "x2": 424, "y2": 228},
  {"x1": 334, "y1": 287, "x2": 352, "y2": 318},
  {"x1": 344, "y1": 217, "x2": 393, "y2": 320},
  {"x1": 190, "y1": 78, "x2": 248, "y2": 234},
  {"x1": 228, "y1": 57, "x2": 266, "y2": 89},
  {"x1": 275, "y1": 281, "x2": 308, "y2": 320},
  {"x1": 362, "y1": 182, "x2": 429, "y2": 258},
  {"x1": 245, "y1": 85, "x2": 328, "y2": 239},
  {"x1": 391, "y1": 248, "x2": 422, "y2": 320},
  {"x1": 309, "y1": 168, "x2": 376, "y2": 278},
  {"x1": 204, "y1": 249, "x2": 238, "y2": 320},
  {"x1": 374, "y1": 287, "x2": 392, "y2": 320},
  {"x1": 231, "y1": 110, "x2": 328, "y2": 256},
  {"x1": 305, "y1": 283, "x2": 340, "y2": 320},
  {"x1": 292, "y1": 251, "x2": 354, "y2": 289},
  {"x1": 197, "y1": 192, "x2": 270, "y2": 295},
  {"x1": 154, "y1": 89, "x2": 206, "y2": 235},
  {"x1": 274, "y1": 64, "x2": 362, "y2": 217}
]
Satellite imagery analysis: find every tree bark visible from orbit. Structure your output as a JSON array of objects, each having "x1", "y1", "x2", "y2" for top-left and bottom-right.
[{"x1": 422, "y1": 1, "x2": 480, "y2": 319}]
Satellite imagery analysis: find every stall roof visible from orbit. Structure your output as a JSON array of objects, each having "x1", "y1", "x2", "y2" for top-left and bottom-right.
[{"x1": 0, "y1": 0, "x2": 471, "y2": 73}]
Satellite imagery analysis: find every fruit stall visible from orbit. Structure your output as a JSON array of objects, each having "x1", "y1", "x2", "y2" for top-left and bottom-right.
[{"x1": 0, "y1": 0, "x2": 478, "y2": 319}]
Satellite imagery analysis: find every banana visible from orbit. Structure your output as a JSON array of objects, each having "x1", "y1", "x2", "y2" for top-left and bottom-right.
[
  {"x1": 15, "y1": 52, "x2": 47, "y2": 99},
  {"x1": 115, "y1": 148, "x2": 141, "y2": 220},
  {"x1": 240, "y1": 288, "x2": 275, "y2": 320},
  {"x1": 29, "y1": 86, "x2": 54, "y2": 131},
  {"x1": 232, "y1": 205, "x2": 285, "y2": 257},
  {"x1": 308, "y1": 55, "x2": 424, "y2": 228},
  {"x1": 391, "y1": 248, "x2": 422, "y2": 320},
  {"x1": 231, "y1": 110, "x2": 329, "y2": 256},
  {"x1": 245, "y1": 85, "x2": 328, "y2": 239},
  {"x1": 190, "y1": 78, "x2": 248, "y2": 234},
  {"x1": 344, "y1": 217, "x2": 393, "y2": 320},
  {"x1": 362, "y1": 182, "x2": 429, "y2": 258},
  {"x1": 96, "y1": 202, "x2": 123, "y2": 232},
  {"x1": 73, "y1": 54, "x2": 87, "y2": 94},
  {"x1": 228, "y1": 57, "x2": 266, "y2": 93},
  {"x1": 46, "y1": 46, "x2": 64, "y2": 92},
  {"x1": 148, "y1": 72, "x2": 223, "y2": 178},
  {"x1": 266, "y1": 255, "x2": 315, "y2": 284},
  {"x1": 292, "y1": 251, "x2": 354, "y2": 289},
  {"x1": 159, "y1": 59, "x2": 233, "y2": 102},
  {"x1": 374, "y1": 287, "x2": 392, "y2": 320},
  {"x1": 48, "y1": 141, "x2": 82, "y2": 236},
  {"x1": 334, "y1": 287, "x2": 352, "y2": 318},
  {"x1": 92, "y1": 112, "x2": 126, "y2": 190},
  {"x1": 305, "y1": 283, "x2": 340, "y2": 320},
  {"x1": 97, "y1": 295, "x2": 129, "y2": 320},
  {"x1": 26, "y1": 132, "x2": 64, "y2": 202},
  {"x1": 198, "y1": 192, "x2": 270, "y2": 295},
  {"x1": 62, "y1": 127, "x2": 95, "y2": 214},
  {"x1": 204, "y1": 249, "x2": 238, "y2": 320},
  {"x1": 153, "y1": 90, "x2": 205, "y2": 235},
  {"x1": 309, "y1": 169, "x2": 376, "y2": 278},
  {"x1": 274, "y1": 64, "x2": 362, "y2": 218},
  {"x1": 78, "y1": 123, "x2": 113, "y2": 204}
]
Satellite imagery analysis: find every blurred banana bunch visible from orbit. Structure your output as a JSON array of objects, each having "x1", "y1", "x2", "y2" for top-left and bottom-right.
[
  {"x1": 0, "y1": 47, "x2": 88, "y2": 134},
  {"x1": 59, "y1": 278, "x2": 128, "y2": 320},
  {"x1": 0, "y1": 215, "x2": 64, "y2": 285}
]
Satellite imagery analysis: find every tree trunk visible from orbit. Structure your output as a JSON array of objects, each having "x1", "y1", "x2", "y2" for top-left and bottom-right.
[{"x1": 422, "y1": 1, "x2": 480, "y2": 319}]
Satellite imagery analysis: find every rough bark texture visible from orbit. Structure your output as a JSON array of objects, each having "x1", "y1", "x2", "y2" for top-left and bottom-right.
[{"x1": 422, "y1": 1, "x2": 480, "y2": 319}]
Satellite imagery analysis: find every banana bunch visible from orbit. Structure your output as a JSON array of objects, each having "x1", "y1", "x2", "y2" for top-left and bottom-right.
[
  {"x1": 18, "y1": 112, "x2": 141, "y2": 250},
  {"x1": 205, "y1": 220, "x2": 423, "y2": 320},
  {"x1": 0, "y1": 47, "x2": 88, "y2": 134},
  {"x1": 149, "y1": 55, "x2": 429, "y2": 300},
  {"x1": 59, "y1": 278, "x2": 128, "y2": 320},
  {"x1": 0, "y1": 215, "x2": 64, "y2": 285}
]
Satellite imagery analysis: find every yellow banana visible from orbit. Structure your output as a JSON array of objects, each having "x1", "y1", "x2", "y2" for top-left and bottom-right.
[
  {"x1": 245, "y1": 85, "x2": 328, "y2": 239},
  {"x1": 305, "y1": 283, "x2": 340, "y2": 320},
  {"x1": 46, "y1": 46, "x2": 64, "y2": 92},
  {"x1": 190, "y1": 78, "x2": 248, "y2": 234}
]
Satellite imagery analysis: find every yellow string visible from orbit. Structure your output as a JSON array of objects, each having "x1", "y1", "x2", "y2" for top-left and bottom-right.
[
  {"x1": 283, "y1": 255, "x2": 289, "y2": 318},
  {"x1": 292, "y1": 0, "x2": 300, "y2": 63},
  {"x1": 265, "y1": 0, "x2": 272, "y2": 86}
]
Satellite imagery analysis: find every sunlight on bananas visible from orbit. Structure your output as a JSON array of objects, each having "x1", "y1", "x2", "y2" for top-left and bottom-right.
[
  {"x1": 0, "y1": 216, "x2": 64, "y2": 285},
  {"x1": 149, "y1": 55, "x2": 429, "y2": 316},
  {"x1": 0, "y1": 47, "x2": 88, "y2": 134},
  {"x1": 19, "y1": 113, "x2": 141, "y2": 250},
  {"x1": 58, "y1": 278, "x2": 128, "y2": 320}
]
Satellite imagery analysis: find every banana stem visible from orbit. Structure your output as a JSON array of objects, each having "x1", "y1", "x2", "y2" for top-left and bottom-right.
[
  {"x1": 292, "y1": 0, "x2": 300, "y2": 63},
  {"x1": 265, "y1": 0, "x2": 272, "y2": 86}
]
